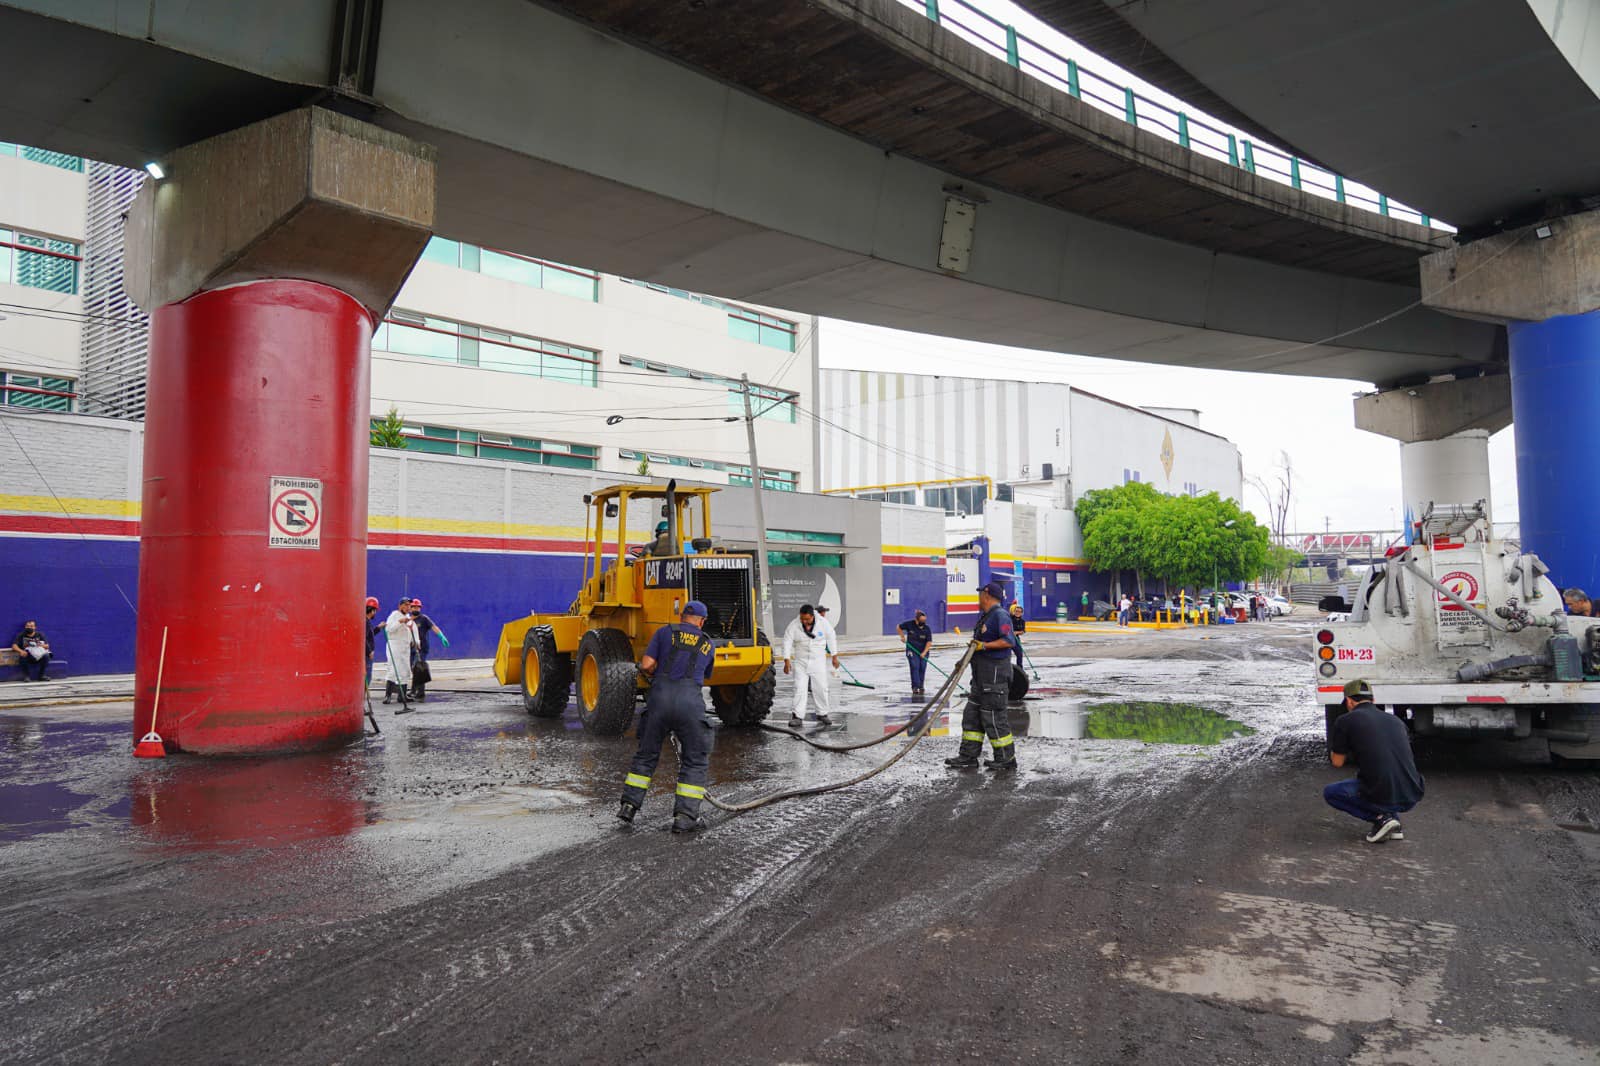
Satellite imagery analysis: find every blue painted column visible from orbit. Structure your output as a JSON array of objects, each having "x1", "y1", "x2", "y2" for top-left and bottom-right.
[{"x1": 1508, "y1": 310, "x2": 1600, "y2": 595}]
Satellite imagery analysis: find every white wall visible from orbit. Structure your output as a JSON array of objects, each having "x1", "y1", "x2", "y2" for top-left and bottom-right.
[
  {"x1": 1067, "y1": 389, "x2": 1243, "y2": 502},
  {"x1": 375, "y1": 263, "x2": 816, "y2": 488},
  {"x1": 819, "y1": 371, "x2": 1244, "y2": 509},
  {"x1": 0, "y1": 154, "x2": 87, "y2": 380},
  {"x1": 819, "y1": 370, "x2": 1066, "y2": 489}
]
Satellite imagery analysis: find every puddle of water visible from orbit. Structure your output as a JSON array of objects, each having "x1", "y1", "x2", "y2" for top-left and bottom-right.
[
  {"x1": 0, "y1": 781, "x2": 91, "y2": 841},
  {"x1": 1017, "y1": 701, "x2": 1256, "y2": 745}
]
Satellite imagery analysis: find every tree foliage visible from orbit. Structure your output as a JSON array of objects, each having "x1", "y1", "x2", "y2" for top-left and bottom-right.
[
  {"x1": 1075, "y1": 484, "x2": 1272, "y2": 589},
  {"x1": 370, "y1": 406, "x2": 408, "y2": 449}
]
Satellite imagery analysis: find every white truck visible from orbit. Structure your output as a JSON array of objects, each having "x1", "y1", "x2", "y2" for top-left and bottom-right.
[{"x1": 1314, "y1": 504, "x2": 1600, "y2": 765}]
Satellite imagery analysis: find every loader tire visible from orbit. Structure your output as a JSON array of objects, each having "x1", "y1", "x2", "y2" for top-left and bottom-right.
[
  {"x1": 711, "y1": 632, "x2": 778, "y2": 727},
  {"x1": 1008, "y1": 663, "x2": 1030, "y2": 702},
  {"x1": 521, "y1": 625, "x2": 572, "y2": 718},
  {"x1": 576, "y1": 628, "x2": 639, "y2": 736}
]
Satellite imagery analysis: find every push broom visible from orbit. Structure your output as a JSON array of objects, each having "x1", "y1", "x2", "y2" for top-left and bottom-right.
[
  {"x1": 837, "y1": 660, "x2": 875, "y2": 689},
  {"x1": 133, "y1": 626, "x2": 169, "y2": 759}
]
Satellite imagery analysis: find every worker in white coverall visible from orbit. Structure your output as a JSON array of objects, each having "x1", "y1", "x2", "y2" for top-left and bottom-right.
[
  {"x1": 782, "y1": 604, "x2": 839, "y2": 727},
  {"x1": 383, "y1": 595, "x2": 419, "y2": 711}
]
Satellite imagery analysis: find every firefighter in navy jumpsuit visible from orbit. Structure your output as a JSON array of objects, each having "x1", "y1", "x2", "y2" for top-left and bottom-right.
[
  {"x1": 946, "y1": 581, "x2": 1018, "y2": 771},
  {"x1": 618, "y1": 601, "x2": 716, "y2": 832}
]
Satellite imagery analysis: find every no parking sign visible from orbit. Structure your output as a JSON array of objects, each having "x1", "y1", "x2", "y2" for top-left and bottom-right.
[{"x1": 268, "y1": 476, "x2": 323, "y2": 549}]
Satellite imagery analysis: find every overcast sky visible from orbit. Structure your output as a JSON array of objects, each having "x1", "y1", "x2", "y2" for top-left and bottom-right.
[{"x1": 818, "y1": 318, "x2": 1516, "y2": 535}]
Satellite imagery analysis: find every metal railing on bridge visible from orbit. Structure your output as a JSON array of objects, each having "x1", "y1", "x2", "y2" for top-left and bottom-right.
[{"x1": 909, "y1": 0, "x2": 1442, "y2": 230}]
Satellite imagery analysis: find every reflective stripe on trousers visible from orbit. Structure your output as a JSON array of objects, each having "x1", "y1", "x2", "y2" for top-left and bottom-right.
[
  {"x1": 956, "y1": 657, "x2": 1014, "y2": 758},
  {"x1": 621, "y1": 676, "x2": 712, "y2": 815}
]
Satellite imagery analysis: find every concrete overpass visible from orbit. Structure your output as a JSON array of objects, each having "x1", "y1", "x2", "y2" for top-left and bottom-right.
[
  {"x1": 0, "y1": 0, "x2": 1500, "y2": 386},
  {"x1": 1, "y1": 0, "x2": 1589, "y2": 749}
]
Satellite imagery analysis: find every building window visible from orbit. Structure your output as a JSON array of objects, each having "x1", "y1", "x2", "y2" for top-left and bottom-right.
[
  {"x1": 725, "y1": 309, "x2": 797, "y2": 352},
  {"x1": 1, "y1": 371, "x2": 76, "y2": 411},
  {"x1": 0, "y1": 228, "x2": 80, "y2": 294},
  {"x1": 728, "y1": 467, "x2": 798, "y2": 493},
  {"x1": 618, "y1": 278, "x2": 798, "y2": 351},
  {"x1": 374, "y1": 312, "x2": 598, "y2": 387},
  {"x1": 380, "y1": 421, "x2": 599, "y2": 469},
  {"x1": 0, "y1": 144, "x2": 85, "y2": 172},
  {"x1": 923, "y1": 487, "x2": 953, "y2": 513},
  {"x1": 726, "y1": 382, "x2": 798, "y2": 423},
  {"x1": 419, "y1": 236, "x2": 599, "y2": 302},
  {"x1": 767, "y1": 529, "x2": 844, "y2": 545},
  {"x1": 767, "y1": 550, "x2": 843, "y2": 568},
  {"x1": 618, "y1": 354, "x2": 798, "y2": 421}
]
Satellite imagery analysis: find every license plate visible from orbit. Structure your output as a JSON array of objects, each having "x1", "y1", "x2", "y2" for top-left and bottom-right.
[
  {"x1": 1433, "y1": 706, "x2": 1515, "y2": 731},
  {"x1": 1334, "y1": 646, "x2": 1376, "y2": 663}
]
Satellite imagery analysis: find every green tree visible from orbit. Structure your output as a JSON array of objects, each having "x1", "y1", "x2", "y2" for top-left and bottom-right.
[
  {"x1": 1077, "y1": 485, "x2": 1272, "y2": 595},
  {"x1": 370, "y1": 406, "x2": 408, "y2": 449}
]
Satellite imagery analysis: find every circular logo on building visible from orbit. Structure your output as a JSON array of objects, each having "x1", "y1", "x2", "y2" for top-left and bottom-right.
[{"x1": 1437, "y1": 570, "x2": 1479, "y2": 611}]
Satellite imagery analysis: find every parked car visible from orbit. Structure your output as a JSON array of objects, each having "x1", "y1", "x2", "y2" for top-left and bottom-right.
[{"x1": 1266, "y1": 595, "x2": 1293, "y2": 617}]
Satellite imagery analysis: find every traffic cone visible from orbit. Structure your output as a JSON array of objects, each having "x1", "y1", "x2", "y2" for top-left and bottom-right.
[{"x1": 134, "y1": 626, "x2": 169, "y2": 759}]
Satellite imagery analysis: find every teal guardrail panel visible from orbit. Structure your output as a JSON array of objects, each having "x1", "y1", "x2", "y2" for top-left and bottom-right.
[{"x1": 911, "y1": 0, "x2": 1431, "y2": 229}]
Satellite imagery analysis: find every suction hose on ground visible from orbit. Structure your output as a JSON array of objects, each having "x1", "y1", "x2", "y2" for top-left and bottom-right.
[{"x1": 703, "y1": 642, "x2": 980, "y2": 814}]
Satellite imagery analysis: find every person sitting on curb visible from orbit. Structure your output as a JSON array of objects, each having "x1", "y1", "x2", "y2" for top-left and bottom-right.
[
  {"x1": 11, "y1": 620, "x2": 51, "y2": 682},
  {"x1": 1324, "y1": 678, "x2": 1425, "y2": 843}
]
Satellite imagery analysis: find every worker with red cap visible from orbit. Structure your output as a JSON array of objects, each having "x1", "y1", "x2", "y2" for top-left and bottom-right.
[
  {"x1": 407, "y1": 598, "x2": 449, "y2": 702},
  {"x1": 363, "y1": 596, "x2": 380, "y2": 688}
]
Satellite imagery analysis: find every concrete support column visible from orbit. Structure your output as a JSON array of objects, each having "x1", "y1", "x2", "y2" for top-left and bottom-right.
[
  {"x1": 1353, "y1": 374, "x2": 1509, "y2": 540},
  {"x1": 1507, "y1": 310, "x2": 1600, "y2": 594},
  {"x1": 125, "y1": 108, "x2": 435, "y2": 755},
  {"x1": 1421, "y1": 210, "x2": 1600, "y2": 594},
  {"x1": 1398, "y1": 431, "x2": 1492, "y2": 533}
]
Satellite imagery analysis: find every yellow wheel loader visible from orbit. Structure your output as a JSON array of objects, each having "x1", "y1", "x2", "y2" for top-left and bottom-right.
[{"x1": 493, "y1": 481, "x2": 776, "y2": 734}]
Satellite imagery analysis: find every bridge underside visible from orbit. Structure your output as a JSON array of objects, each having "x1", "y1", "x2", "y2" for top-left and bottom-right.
[{"x1": 0, "y1": 0, "x2": 1503, "y2": 386}]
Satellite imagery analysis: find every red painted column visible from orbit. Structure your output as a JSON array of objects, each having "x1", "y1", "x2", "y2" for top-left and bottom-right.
[{"x1": 133, "y1": 280, "x2": 372, "y2": 754}]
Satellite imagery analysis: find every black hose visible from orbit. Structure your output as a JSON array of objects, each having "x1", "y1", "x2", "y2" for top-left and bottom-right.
[
  {"x1": 1457, "y1": 653, "x2": 1548, "y2": 683},
  {"x1": 704, "y1": 642, "x2": 980, "y2": 814},
  {"x1": 758, "y1": 666, "x2": 964, "y2": 752}
]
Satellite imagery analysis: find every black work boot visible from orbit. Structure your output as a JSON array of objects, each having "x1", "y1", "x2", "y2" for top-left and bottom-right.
[
  {"x1": 617, "y1": 800, "x2": 638, "y2": 824},
  {"x1": 382, "y1": 682, "x2": 394, "y2": 705},
  {"x1": 945, "y1": 751, "x2": 980, "y2": 769},
  {"x1": 672, "y1": 811, "x2": 701, "y2": 833},
  {"x1": 985, "y1": 753, "x2": 1018, "y2": 772}
]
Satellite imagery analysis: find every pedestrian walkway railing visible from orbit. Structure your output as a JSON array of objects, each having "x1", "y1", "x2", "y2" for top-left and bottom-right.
[{"x1": 909, "y1": 0, "x2": 1441, "y2": 230}]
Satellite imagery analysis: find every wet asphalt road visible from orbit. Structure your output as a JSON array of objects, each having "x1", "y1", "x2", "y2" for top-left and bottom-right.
[{"x1": 2, "y1": 623, "x2": 1598, "y2": 1064}]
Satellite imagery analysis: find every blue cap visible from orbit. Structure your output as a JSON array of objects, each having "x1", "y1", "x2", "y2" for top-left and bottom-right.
[
  {"x1": 980, "y1": 581, "x2": 1005, "y2": 599},
  {"x1": 682, "y1": 600, "x2": 708, "y2": 618},
  {"x1": 656, "y1": 521, "x2": 669, "y2": 534}
]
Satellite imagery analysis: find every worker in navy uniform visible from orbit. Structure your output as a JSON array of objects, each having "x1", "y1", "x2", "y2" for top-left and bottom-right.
[
  {"x1": 947, "y1": 582, "x2": 1018, "y2": 771},
  {"x1": 618, "y1": 600, "x2": 717, "y2": 833},
  {"x1": 897, "y1": 609, "x2": 933, "y2": 695}
]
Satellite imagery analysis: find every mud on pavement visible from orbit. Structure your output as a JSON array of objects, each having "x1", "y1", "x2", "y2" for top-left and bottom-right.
[{"x1": 1, "y1": 621, "x2": 1597, "y2": 1064}]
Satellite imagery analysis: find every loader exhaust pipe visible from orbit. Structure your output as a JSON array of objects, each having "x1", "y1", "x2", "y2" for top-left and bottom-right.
[{"x1": 665, "y1": 478, "x2": 678, "y2": 556}]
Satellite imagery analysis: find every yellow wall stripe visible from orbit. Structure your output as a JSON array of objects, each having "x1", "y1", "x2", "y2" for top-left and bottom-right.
[{"x1": 0, "y1": 493, "x2": 140, "y2": 518}]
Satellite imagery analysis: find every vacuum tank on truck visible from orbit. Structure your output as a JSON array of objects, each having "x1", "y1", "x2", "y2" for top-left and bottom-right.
[
  {"x1": 494, "y1": 482, "x2": 776, "y2": 735},
  {"x1": 1314, "y1": 504, "x2": 1600, "y2": 765}
]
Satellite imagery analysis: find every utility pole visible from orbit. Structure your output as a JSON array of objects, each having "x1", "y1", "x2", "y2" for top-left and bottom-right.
[{"x1": 741, "y1": 374, "x2": 777, "y2": 638}]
